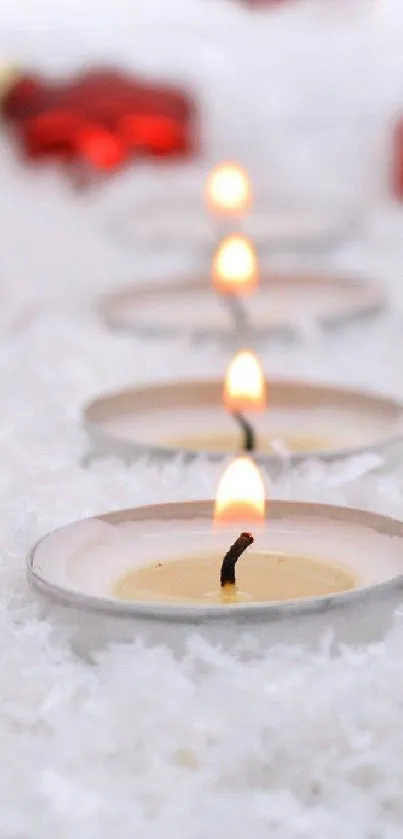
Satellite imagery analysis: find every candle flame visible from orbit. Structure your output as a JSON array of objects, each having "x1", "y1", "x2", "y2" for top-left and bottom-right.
[
  {"x1": 205, "y1": 162, "x2": 252, "y2": 216},
  {"x1": 212, "y1": 234, "x2": 258, "y2": 295},
  {"x1": 224, "y1": 350, "x2": 267, "y2": 413},
  {"x1": 214, "y1": 456, "x2": 266, "y2": 525}
]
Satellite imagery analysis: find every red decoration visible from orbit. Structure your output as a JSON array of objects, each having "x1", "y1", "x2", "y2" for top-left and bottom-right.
[
  {"x1": 1, "y1": 67, "x2": 197, "y2": 178},
  {"x1": 392, "y1": 118, "x2": 403, "y2": 201},
  {"x1": 76, "y1": 127, "x2": 127, "y2": 171}
]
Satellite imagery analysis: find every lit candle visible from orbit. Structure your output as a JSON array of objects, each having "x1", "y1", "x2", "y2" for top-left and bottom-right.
[
  {"x1": 102, "y1": 262, "x2": 385, "y2": 341},
  {"x1": 85, "y1": 372, "x2": 401, "y2": 461},
  {"x1": 29, "y1": 481, "x2": 403, "y2": 649},
  {"x1": 32, "y1": 458, "x2": 359, "y2": 609},
  {"x1": 212, "y1": 233, "x2": 258, "y2": 332}
]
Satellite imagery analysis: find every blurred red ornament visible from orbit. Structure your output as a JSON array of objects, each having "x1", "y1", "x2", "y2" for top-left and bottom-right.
[
  {"x1": 21, "y1": 109, "x2": 86, "y2": 158},
  {"x1": 392, "y1": 118, "x2": 403, "y2": 201},
  {"x1": 2, "y1": 75, "x2": 46, "y2": 120},
  {"x1": 76, "y1": 125, "x2": 127, "y2": 170},
  {"x1": 1, "y1": 66, "x2": 197, "y2": 178},
  {"x1": 119, "y1": 113, "x2": 187, "y2": 155}
]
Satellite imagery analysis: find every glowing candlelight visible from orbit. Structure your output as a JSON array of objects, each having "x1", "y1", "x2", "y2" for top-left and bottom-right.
[
  {"x1": 214, "y1": 455, "x2": 266, "y2": 525},
  {"x1": 224, "y1": 349, "x2": 267, "y2": 412},
  {"x1": 212, "y1": 234, "x2": 258, "y2": 296},
  {"x1": 205, "y1": 162, "x2": 252, "y2": 217},
  {"x1": 214, "y1": 455, "x2": 266, "y2": 597}
]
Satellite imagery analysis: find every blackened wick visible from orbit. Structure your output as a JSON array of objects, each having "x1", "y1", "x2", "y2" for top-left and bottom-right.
[
  {"x1": 220, "y1": 531, "x2": 254, "y2": 587},
  {"x1": 232, "y1": 411, "x2": 255, "y2": 452}
]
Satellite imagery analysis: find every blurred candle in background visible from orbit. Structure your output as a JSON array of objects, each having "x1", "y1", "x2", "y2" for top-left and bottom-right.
[
  {"x1": 212, "y1": 234, "x2": 258, "y2": 295},
  {"x1": 205, "y1": 162, "x2": 252, "y2": 217}
]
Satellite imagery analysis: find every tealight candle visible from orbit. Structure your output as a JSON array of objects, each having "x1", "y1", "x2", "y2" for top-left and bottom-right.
[
  {"x1": 163, "y1": 353, "x2": 348, "y2": 457},
  {"x1": 84, "y1": 378, "x2": 403, "y2": 467},
  {"x1": 111, "y1": 164, "x2": 361, "y2": 257},
  {"x1": 101, "y1": 271, "x2": 386, "y2": 343},
  {"x1": 42, "y1": 457, "x2": 356, "y2": 610},
  {"x1": 42, "y1": 454, "x2": 353, "y2": 612},
  {"x1": 28, "y1": 459, "x2": 403, "y2": 652}
]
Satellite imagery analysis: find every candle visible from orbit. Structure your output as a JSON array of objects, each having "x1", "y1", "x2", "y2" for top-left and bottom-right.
[
  {"x1": 28, "y1": 475, "x2": 403, "y2": 651},
  {"x1": 111, "y1": 153, "x2": 365, "y2": 257},
  {"x1": 102, "y1": 273, "x2": 385, "y2": 342},
  {"x1": 84, "y1": 378, "x2": 403, "y2": 466},
  {"x1": 31, "y1": 456, "x2": 360, "y2": 608}
]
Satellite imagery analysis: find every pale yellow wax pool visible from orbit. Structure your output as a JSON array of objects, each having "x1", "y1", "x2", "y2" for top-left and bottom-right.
[
  {"x1": 164, "y1": 432, "x2": 340, "y2": 454},
  {"x1": 113, "y1": 551, "x2": 356, "y2": 605}
]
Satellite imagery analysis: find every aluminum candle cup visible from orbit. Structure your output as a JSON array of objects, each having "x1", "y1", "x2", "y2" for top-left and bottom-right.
[
  {"x1": 111, "y1": 194, "x2": 362, "y2": 257},
  {"x1": 83, "y1": 379, "x2": 403, "y2": 468},
  {"x1": 27, "y1": 500, "x2": 403, "y2": 655},
  {"x1": 100, "y1": 274, "x2": 386, "y2": 344}
]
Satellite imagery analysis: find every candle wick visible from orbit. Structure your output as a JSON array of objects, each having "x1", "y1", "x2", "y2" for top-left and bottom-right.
[
  {"x1": 220, "y1": 531, "x2": 254, "y2": 588},
  {"x1": 222, "y1": 292, "x2": 249, "y2": 333},
  {"x1": 232, "y1": 411, "x2": 255, "y2": 452}
]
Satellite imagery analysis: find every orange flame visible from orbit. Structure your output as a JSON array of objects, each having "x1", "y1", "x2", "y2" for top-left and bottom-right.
[
  {"x1": 224, "y1": 350, "x2": 267, "y2": 413},
  {"x1": 205, "y1": 162, "x2": 252, "y2": 216},
  {"x1": 214, "y1": 456, "x2": 266, "y2": 526},
  {"x1": 212, "y1": 234, "x2": 258, "y2": 295}
]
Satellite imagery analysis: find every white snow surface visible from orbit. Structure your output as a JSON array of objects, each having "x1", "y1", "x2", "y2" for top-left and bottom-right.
[{"x1": 2, "y1": 1, "x2": 403, "y2": 836}]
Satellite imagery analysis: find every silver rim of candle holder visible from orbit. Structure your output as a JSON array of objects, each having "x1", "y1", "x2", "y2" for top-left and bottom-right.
[
  {"x1": 99, "y1": 274, "x2": 386, "y2": 344},
  {"x1": 82, "y1": 378, "x2": 403, "y2": 468},
  {"x1": 108, "y1": 194, "x2": 363, "y2": 257},
  {"x1": 27, "y1": 500, "x2": 403, "y2": 624}
]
